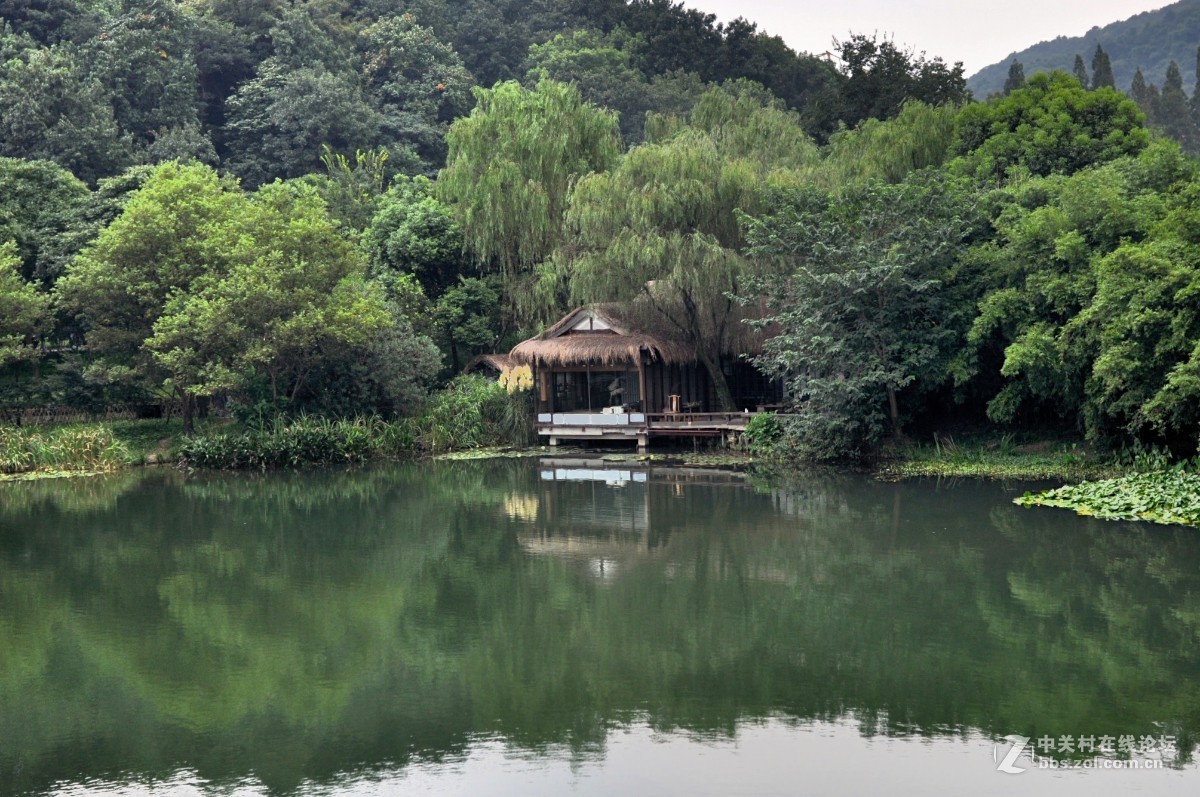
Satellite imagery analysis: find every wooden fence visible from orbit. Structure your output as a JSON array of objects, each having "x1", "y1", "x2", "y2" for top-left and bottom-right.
[{"x1": 0, "y1": 403, "x2": 179, "y2": 427}]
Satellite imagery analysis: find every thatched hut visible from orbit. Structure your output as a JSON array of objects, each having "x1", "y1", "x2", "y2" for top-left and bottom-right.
[
  {"x1": 462, "y1": 353, "x2": 518, "y2": 378},
  {"x1": 510, "y1": 304, "x2": 777, "y2": 416}
]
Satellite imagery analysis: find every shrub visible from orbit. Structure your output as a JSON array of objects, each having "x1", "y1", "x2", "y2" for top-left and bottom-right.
[
  {"x1": 742, "y1": 413, "x2": 783, "y2": 457},
  {"x1": 415, "y1": 375, "x2": 531, "y2": 453}
]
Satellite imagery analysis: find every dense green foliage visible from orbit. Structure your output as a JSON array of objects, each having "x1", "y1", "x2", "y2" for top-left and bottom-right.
[
  {"x1": 736, "y1": 74, "x2": 1200, "y2": 464},
  {"x1": 0, "y1": 240, "x2": 49, "y2": 365},
  {"x1": 743, "y1": 173, "x2": 971, "y2": 459},
  {"x1": 558, "y1": 85, "x2": 819, "y2": 408},
  {"x1": 1017, "y1": 469, "x2": 1200, "y2": 526},
  {"x1": 178, "y1": 375, "x2": 531, "y2": 468},
  {"x1": 0, "y1": 0, "x2": 1196, "y2": 469},
  {"x1": 951, "y1": 73, "x2": 1148, "y2": 181}
]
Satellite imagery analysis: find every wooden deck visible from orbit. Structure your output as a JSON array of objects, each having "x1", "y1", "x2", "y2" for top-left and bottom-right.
[{"x1": 536, "y1": 411, "x2": 753, "y2": 448}]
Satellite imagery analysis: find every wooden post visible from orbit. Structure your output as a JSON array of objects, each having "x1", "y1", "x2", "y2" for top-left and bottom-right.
[
  {"x1": 637, "y1": 354, "x2": 647, "y2": 413},
  {"x1": 539, "y1": 368, "x2": 550, "y2": 414}
]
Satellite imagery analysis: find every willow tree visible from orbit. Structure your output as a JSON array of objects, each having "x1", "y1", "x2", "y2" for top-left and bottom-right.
[
  {"x1": 437, "y1": 79, "x2": 621, "y2": 321},
  {"x1": 821, "y1": 101, "x2": 958, "y2": 186},
  {"x1": 558, "y1": 85, "x2": 819, "y2": 410}
]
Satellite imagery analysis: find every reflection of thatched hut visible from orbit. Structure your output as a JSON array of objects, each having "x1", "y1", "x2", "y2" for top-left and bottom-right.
[{"x1": 510, "y1": 304, "x2": 775, "y2": 415}]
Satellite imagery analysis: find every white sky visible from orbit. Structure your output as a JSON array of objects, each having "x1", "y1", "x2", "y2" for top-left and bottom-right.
[{"x1": 682, "y1": 1, "x2": 1177, "y2": 75}]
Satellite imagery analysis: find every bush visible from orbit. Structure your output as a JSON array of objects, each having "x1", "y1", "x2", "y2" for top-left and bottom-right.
[
  {"x1": 742, "y1": 409, "x2": 874, "y2": 464},
  {"x1": 742, "y1": 413, "x2": 784, "y2": 457},
  {"x1": 415, "y1": 375, "x2": 531, "y2": 453},
  {"x1": 179, "y1": 376, "x2": 536, "y2": 470}
]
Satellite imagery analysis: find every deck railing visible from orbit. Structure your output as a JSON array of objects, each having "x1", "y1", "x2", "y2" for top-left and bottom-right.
[{"x1": 643, "y1": 412, "x2": 751, "y2": 427}]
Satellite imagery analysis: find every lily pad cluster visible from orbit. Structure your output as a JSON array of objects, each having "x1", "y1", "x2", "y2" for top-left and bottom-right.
[{"x1": 1015, "y1": 470, "x2": 1200, "y2": 527}]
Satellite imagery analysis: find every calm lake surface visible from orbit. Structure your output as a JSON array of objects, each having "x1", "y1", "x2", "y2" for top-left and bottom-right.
[{"x1": 2, "y1": 459, "x2": 1199, "y2": 796}]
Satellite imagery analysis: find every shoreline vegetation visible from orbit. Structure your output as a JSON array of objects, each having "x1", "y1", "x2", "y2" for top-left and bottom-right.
[{"x1": 3, "y1": 417, "x2": 1195, "y2": 529}]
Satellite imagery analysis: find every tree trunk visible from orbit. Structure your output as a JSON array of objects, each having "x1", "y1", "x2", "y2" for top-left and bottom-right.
[
  {"x1": 698, "y1": 351, "x2": 736, "y2": 411},
  {"x1": 182, "y1": 393, "x2": 195, "y2": 435},
  {"x1": 885, "y1": 384, "x2": 904, "y2": 438}
]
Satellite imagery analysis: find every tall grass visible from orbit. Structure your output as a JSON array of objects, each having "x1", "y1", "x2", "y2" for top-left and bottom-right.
[
  {"x1": 414, "y1": 375, "x2": 531, "y2": 454},
  {"x1": 179, "y1": 415, "x2": 416, "y2": 470},
  {"x1": 0, "y1": 424, "x2": 131, "y2": 475}
]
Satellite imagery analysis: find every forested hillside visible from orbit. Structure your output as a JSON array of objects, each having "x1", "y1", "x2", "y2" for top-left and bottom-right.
[
  {"x1": 969, "y1": 0, "x2": 1200, "y2": 98},
  {"x1": 2, "y1": 0, "x2": 1198, "y2": 464}
]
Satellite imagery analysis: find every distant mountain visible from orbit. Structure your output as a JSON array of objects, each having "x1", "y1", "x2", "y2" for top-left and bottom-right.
[{"x1": 968, "y1": 0, "x2": 1200, "y2": 98}]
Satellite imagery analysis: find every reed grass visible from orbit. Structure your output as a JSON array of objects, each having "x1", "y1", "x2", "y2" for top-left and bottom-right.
[{"x1": 0, "y1": 424, "x2": 131, "y2": 475}]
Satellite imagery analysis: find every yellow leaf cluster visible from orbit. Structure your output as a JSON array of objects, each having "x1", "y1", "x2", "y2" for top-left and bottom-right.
[{"x1": 498, "y1": 364, "x2": 534, "y2": 394}]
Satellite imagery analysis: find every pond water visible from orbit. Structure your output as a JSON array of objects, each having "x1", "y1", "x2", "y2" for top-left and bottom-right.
[{"x1": 1, "y1": 459, "x2": 1199, "y2": 796}]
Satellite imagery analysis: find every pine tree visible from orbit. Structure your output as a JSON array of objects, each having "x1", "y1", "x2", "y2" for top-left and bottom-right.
[
  {"x1": 1165, "y1": 59, "x2": 1185, "y2": 94},
  {"x1": 1193, "y1": 46, "x2": 1200, "y2": 115},
  {"x1": 1073, "y1": 54, "x2": 1089, "y2": 87},
  {"x1": 1002, "y1": 60, "x2": 1026, "y2": 95},
  {"x1": 1091, "y1": 45, "x2": 1115, "y2": 90},
  {"x1": 1131, "y1": 67, "x2": 1150, "y2": 107},
  {"x1": 1153, "y1": 60, "x2": 1198, "y2": 153}
]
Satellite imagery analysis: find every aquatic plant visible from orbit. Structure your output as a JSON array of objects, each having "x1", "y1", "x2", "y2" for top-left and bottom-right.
[{"x1": 1016, "y1": 469, "x2": 1200, "y2": 527}]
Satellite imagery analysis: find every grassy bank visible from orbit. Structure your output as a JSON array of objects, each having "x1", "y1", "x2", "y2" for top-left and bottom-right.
[
  {"x1": 0, "y1": 418, "x2": 203, "y2": 480},
  {"x1": 0, "y1": 416, "x2": 1150, "y2": 488},
  {"x1": 877, "y1": 437, "x2": 1122, "y2": 482}
]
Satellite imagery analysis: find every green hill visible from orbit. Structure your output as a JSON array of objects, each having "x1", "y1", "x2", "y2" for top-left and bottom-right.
[{"x1": 968, "y1": 0, "x2": 1200, "y2": 97}]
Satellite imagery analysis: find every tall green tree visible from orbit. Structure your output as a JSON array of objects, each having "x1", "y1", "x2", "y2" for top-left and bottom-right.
[
  {"x1": 828, "y1": 33, "x2": 969, "y2": 130},
  {"x1": 525, "y1": 28, "x2": 655, "y2": 144},
  {"x1": 822, "y1": 101, "x2": 958, "y2": 186},
  {"x1": 55, "y1": 162, "x2": 248, "y2": 427},
  {"x1": 437, "y1": 79, "x2": 621, "y2": 317},
  {"x1": 146, "y1": 182, "x2": 394, "y2": 412},
  {"x1": 363, "y1": 175, "x2": 466, "y2": 298},
  {"x1": 1131, "y1": 67, "x2": 1151, "y2": 106},
  {"x1": 358, "y1": 14, "x2": 475, "y2": 168},
  {"x1": 1092, "y1": 44, "x2": 1115, "y2": 90},
  {"x1": 0, "y1": 43, "x2": 133, "y2": 183},
  {"x1": 1073, "y1": 53, "x2": 1089, "y2": 87},
  {"x1": 85, "y1": 3, "x2": 202, "y2": 150},
  {"x1": 558, "y1": 86, "x2": 820, "y2": 409},
  {"x1": 741, "y1": 173, "x2": 971, "y2": 458},
  {"x1": 223, "y1": 59, "x2": 384, "y2": 186},
  {"x1": 0, "y1": 157, "x2": 88, "y2": 284},
  {"x1": 1002, "y1": 60, "x2": 1026, "y2": 95},
  {"x1": 952, "y1": 72, "x2": 1148, "y2": 183},
  {"x1": 1150, "y1": 61, "x2": 1200, "y2": 153},
  {"x1": 963, "y1": 140, "x2": 1198, "y2": 443}
]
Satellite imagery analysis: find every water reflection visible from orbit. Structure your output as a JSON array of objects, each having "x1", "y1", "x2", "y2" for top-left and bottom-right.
[{"x1": 1, "y1": 461, "x2": 1199, "y2": 795}]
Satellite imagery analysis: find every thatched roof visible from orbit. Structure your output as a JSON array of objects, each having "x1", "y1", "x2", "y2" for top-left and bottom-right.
[
  {"x1": 510, "y1": 304, "x2": 696, "y2": 368},
  {"x1": 463, "y1": 353, "x2": 519, "y2": 375}
]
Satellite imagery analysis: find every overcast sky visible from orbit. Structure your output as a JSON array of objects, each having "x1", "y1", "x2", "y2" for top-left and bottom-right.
[{"x1": 682, "y1": 0, "x2": 1176, "y2": 75}]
